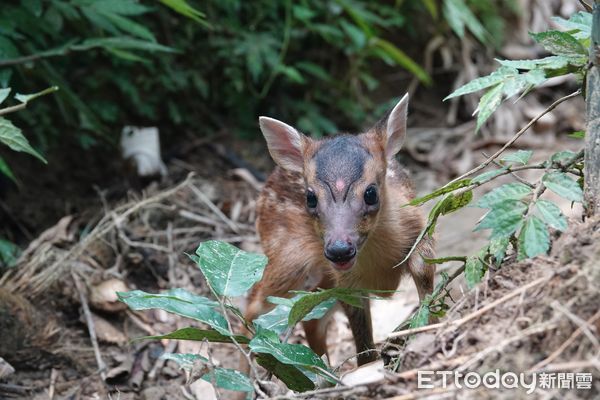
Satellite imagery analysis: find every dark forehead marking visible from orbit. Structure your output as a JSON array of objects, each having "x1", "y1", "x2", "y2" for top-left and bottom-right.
[{"x1": 314, "y1": 135, "x2": 370, "y2": 187}]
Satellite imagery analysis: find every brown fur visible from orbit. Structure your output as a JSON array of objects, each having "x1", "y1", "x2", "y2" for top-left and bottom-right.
[
  {"x1": 244, "y1": 99, "x2": 435, "y2": 372},
  {"x1": 244, "y1": 123, "x2": 435, "y2": 367}
]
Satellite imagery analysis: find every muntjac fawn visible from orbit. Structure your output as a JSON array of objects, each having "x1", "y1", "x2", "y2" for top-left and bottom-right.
[{"x1": 246, "y1": 94, "x2": 435, "y2": 365}]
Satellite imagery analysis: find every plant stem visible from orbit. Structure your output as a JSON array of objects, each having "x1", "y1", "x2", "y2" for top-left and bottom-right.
[{"x1": 447, "y1": 90, "x2": 582, "y2": 186}]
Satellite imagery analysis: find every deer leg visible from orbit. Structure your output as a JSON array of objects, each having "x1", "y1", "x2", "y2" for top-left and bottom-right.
[{"x1": 342, "y1": 298, "x2": 377, "y2": 365}]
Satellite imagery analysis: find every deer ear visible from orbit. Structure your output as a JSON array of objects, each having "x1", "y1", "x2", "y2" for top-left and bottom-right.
[
  {"x1": 259, "y1": 116, "x2": 306, "y2": 172},
  {"x1": 384, "y1": 93, "x2": 409, "y2": 160}
]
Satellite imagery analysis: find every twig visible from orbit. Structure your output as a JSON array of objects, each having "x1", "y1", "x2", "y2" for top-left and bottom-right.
[
  {"x1": 550, "y1": 301, "x2": 600, "y2": 348},
  {"x1": 530, "y1": 310, "x2": 600, "y2": 372},
  {"x1": 485, "y1": 153, "x2": 535, "y2": 188},
  {"x1": 387, "y1": 275, "x2": 550, "y2": 339},
  {"x1": 447, "y1": 90, "x2": 581, "y2": 186},
  {"x1": 386, "y1": 387, "x2": 458, "y2": 400},
  {"x1": 72, "y1": 271, "x2": 107, "y2": 381},
  {"x1": 0, "y1": 86, "x2": 59, "y2": 116},
  {"x1": 48, "y1": 368, "x2": 58, "y2": 400},
  {"x1": 188, "y1": 184, "x2": 240, "y2": 233}
]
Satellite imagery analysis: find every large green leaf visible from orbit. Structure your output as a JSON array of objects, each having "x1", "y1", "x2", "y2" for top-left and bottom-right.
[
  {"x1": 497, "y1": 55, "x2": 586, "y2": 70},
  {"x1": 446, "y1": 66, "x2": 512, "y2": 100},
  {"x1": 552, "y1": 11, "x2": 592, "y2": 40},
  {"x1": 255, "y1": 353, "x2": 315, "y2": 392},
  {"x1": 370, "y1": 37, "x2": 431, "y2": 84},
  {"x1": 542, "y1": 172, "x2": 583, "y2": 202},
  {"x1": 139, "y1": 327, "x2": 249, "y2": 344},
  {"x1": 249, "y1": 328, "x2": 332, "y2": 379},
  {"x1": 194, "y1": 240, "x2": 267, "y2": 297},
  {"x1": 162, "y1": 353, "x2": 253, "y2": 392},
  {"x1": 287, "y1": 288, "x2": 367, "y2": 327},
  {"x1": 0, "y1": 117, "x2": 46, "y2": 163},
  {"x1": 117, "y1": 288, "x2": 230, "y2": 334},
  {"x1": 530, "y1": 30, "x2": 587, "y2": 57},
  {"x1": 535, "y1": 199, "x2": 567, "y2": 231},
  {"x1": 254, "y1": 295, "x2": 336, "y2": 334},
  {"x1": 518, "y1": 216, "x2": 550, "y2": 258},
  {"x1": 475, "y1": 199, "x2": 527, "y2": 239},
  {"x1": 476, "y1": 183, "x2": 532, "y2": 208}
]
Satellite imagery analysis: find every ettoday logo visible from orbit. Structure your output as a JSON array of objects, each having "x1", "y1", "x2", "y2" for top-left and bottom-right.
[{"x1": 417, "y1": 370, "x2": 593, "y2": 393}]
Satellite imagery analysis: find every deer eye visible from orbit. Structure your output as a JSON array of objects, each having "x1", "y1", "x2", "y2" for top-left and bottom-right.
[
  {"x1": 364, "y1": 185, "x2": 378, "y2": 206},
  {"x1": 306, "y1": 190, "x2": 318, "y2": 208}
]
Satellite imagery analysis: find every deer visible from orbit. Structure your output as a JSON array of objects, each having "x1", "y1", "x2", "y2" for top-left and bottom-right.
[{"x1": 245, "y1": 93, "x2": 435, "y2": 367}]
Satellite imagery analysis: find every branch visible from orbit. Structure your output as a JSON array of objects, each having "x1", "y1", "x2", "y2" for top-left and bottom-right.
[{"x1": 447, "y1": 90, "x2": 582, "y2": 186}]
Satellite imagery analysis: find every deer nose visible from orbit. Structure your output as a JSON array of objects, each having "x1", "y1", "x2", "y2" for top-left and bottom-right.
[{"x1": 325, "y1": 240, "x2": 356, "y2": 263}]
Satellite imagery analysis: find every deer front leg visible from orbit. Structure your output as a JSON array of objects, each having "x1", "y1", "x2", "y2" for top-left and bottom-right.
[{"x1": 342, "y1": 298, "x2": 377, "y2": 365}]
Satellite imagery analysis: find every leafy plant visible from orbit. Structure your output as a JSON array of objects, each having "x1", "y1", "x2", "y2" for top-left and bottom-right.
[
  {"x1": 398, "y1": 10, "x2": 590, "y2": 329},
  {"x1": 119, "y1": 240, "x2": 368, "y2": 394},
  {"x1": 0, "y1": 86, "x2": 58, "y2": 181}
]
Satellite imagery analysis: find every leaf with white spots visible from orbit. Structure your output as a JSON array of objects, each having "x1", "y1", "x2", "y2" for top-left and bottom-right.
[
  {"x1": 195, "y1": 240, "x2": 267, "y2": 297},
  {"x1": 117, "y1": 288, "x2": 230, "y2": 334}
]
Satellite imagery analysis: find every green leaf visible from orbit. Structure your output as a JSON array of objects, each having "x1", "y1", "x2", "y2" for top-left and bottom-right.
[
  {"x1": 0, "y1": 88, "x2": 10, "y2": 105},
  {"x1": 438, "y1": 190, "x2": 473, "y2": 215},
  {"x1": 518, "y1": 216, "x2": 550, "y2": 258},
  {"x1": 422, "y1": 255, "x2": 467, "y2": 264},
  {"x1": 0, "y1": 238, "x2": 21, "y2": 268},
  {"x1": 568, "y1": 131, "x2": 585, "y2": 139},
  {"x1": 139, "y1": 327, "x2": 249, "y2": 344},
  {"x1": 162, "y1": 353, "x2": 253, "y2": 392},
  {"x1": 535, "y1": 200, "x2": 567, "y2": 231},
  {"x1": 542, "y1": 172, "x2": 583, "y2": 202},
  {"x1": 255, "y1": 354, "x2": 315, "y2": 392},
  {"x1": 530, "y1": 30, "x2": 587, "y2": 57},
  {"x1": 73, "y1": 37, "x2": 177, "y2": 53},
  {"x1": 0, "y1": 117, "x2": 46, "y2": 163},
  {"x1": 249, "y1": 328, "x2": 332, "y2": 379},
  {"x1": 0, "y1": 155, "x2": 16, "y2": 183},
  {"x1": 464, "y1": 256, "x2": 485, "y2": 288},
  {"x1": 552, "y1": 12, "x2": 592, "y2": 40},
  {"x1": 195, "y1": 240, "x2": 267, "y2": 297},
  {"x1": 90, "y1": 0, "x2": 151, "y2": 16},
  {"x1": 445, "y1": 66, "x2": 516, "y2": 100},
  {"x1": 409, "y1": 302, "x2": 430, "y2": 328},
  {"x1": 201, "y1": 367, "x2": 254, "y2": 392},
  {"x1": 489, "y1": 236, "x2": 509, "y2": 265},
  {"x1": 501, "y1": 150, "x2": 533, "y2": 165},
  {"x1": 407, "y1": 179, "x2": 472, "y2": 206},
  {"x1": 550, "y1": 150, "x2": 578, "y2": 166},
  {"x1": 117, "y1": 288, "x2": 230, "y2": 334},
  {"x1": 370, "y1": 37, "x2": 431, "y2": 85},
  {"x1": 287, "y1": 288, "x2": 365, "y2": 327},
  {"x1": 14, "y1": 86, "x2": 59, "y2": 104},
  {"x1": 254, "y1": 295, "x2": 336, "y2": 334},
  {"x1": 158, "y1": 0, "x2": 210, "y2": 27},
  {"x1": 443, "y1": 0, "x2": 489, "y2": 44},
  {"x1": 475, "y1": 199, "x2": 527, "y2": 239},
  {"x1": 497, "y1": 55, "x2": 586, "y2": 70},
  {"x1": 472, "y1": 168, "x2": 507, "y2": 184},
  {"x1": 475, "y1": 83, "x2": 504, "y2": 130},
  {"x1": 476, "y1": 183, "x2": 532, "y2": 208}
]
